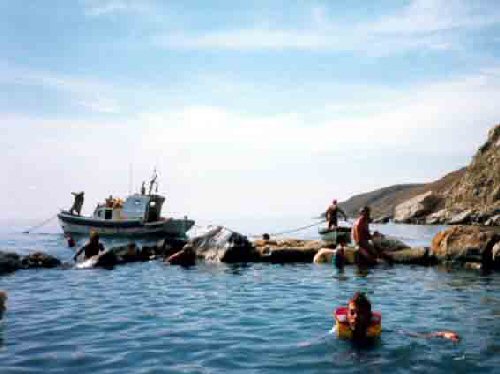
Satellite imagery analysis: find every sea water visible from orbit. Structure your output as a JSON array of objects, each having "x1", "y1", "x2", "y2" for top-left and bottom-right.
[{"x1": 0, "y1": 222, "x2": 499, "y2": 373}]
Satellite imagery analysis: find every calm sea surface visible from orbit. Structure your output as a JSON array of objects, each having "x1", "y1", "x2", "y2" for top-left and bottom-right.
[{"x1": 0, "y1": 222, "x2": 499, "y2": 373}]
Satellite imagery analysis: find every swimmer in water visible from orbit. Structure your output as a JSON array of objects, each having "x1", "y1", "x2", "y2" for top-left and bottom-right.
[{"x1": 333, "y1": 292, "x2": 460, "y2": 343}]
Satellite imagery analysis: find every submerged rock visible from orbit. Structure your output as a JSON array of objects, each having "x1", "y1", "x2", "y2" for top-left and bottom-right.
[
  {"x1": 165, "y1": 246, "x2": 196, "y2": 266},
  {"x1": 0, "y1": 251, "x2": 22, "y2": 275},
  {"x1": 20, "y1": 252, "x2": 61, "y2": 269},
  {"x1": 0, "y1": 290, "x2": 6, "y2": 318}
]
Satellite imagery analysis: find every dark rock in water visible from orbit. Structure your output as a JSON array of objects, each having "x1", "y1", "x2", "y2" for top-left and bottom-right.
[
  {"x1": 94, "y1": 251, "x2": 119, "y2": 269},
  {"x1": 0, "y1": 251, "x2": 21, "y2": 274},
  {"x1": 188, "y1": 226, "x2": 259, "y2": 263},
  {"x1": 432, "y1": 226, "x2": 499, "y2": 268},
  {"x1": 20, "y1": 252, "x2": 61, "y2": 269},
  {"x1": 0, "y1": 290, "x2": 6, "y2": 319},
  {"x1": 165, "y1": 246, "x2": 195, "y2": 266},
  {"x1": 109, "y1": 243, "x2": 154, "y2": 263}
]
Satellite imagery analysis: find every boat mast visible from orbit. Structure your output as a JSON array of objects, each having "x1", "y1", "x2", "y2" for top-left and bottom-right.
[{"x1": 148, "y1": 168, "x2": 158, "y2": 195}]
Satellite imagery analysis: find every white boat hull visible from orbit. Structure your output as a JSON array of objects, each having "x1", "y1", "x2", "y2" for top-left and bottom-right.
[{"x1": 58, "y1": 212, "x2": 194, "y2": 239}]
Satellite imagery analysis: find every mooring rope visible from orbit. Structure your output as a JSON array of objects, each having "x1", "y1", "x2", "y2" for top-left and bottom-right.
[
  {"x1": 23, "y1": 213, "x2": 58, "y2": 234},
  {"x1": 192, "y1": 219, "x2": 327, "y2": 239}
]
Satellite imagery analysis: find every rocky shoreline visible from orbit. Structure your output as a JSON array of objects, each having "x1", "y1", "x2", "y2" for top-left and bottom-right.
[
  {"x1": 1, "y1": 224, "x2": 499, "y2": 276},
  {"x1": 341, "y1": 124, "x2": 500, "y2": 227}
]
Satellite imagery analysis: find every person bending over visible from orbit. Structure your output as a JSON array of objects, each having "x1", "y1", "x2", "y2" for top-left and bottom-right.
[{"x1": 73, "y1": 231, "x2": 105, "y2": 261}]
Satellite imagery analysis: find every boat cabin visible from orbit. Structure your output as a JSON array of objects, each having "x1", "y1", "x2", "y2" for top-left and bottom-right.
[{"x1": 92, "y1": 194, "x2": 165, "y2": 222}]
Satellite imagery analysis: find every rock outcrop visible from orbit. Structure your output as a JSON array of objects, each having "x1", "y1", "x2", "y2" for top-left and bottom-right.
[
  {"x1": 254, "y1": 238, "x2": 323, "y2": 263},
  {"x1": 1, "y1": 250, "x2": 63, "y2": 273},
  {"x1": 431, "y1": 226, "x2": 499, "y2": 268},
  {"x1": 165, "y1": 245, "x2": 196, "y2": 266},
  {"x1": 0, "y1": 251, "x2": 22, "y2": 275},
  {"x1": 187, "y1": 226, "x2": 259, "y2": 263},
  {"x1": 20, "y1": 252, "x2": 61, "y2": 269},
  {"x1": 341, "y1": 123, "x2": 499, "y2": 226},
  {"x1": 0, "y1": 290, "x2": 6, "y2": 319},
  {"x1": 445, "y1": 124, "x2": 500, "y2": 216},
  {"x1": 394, "y1": 191, "x2": 442, "y2": 223}
]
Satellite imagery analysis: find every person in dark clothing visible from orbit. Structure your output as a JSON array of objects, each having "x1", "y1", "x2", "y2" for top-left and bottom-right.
[
  {"x1": 69, "y1": 191, "x2": 84, "y2": 216},
  {"x1": 334, "y1": 236, "x2": 347, "y2": 270},
  {"x1": 326, "y1": 199, "x2": 347, "y2": 230},
  {"x1": 73, "y1": 231, "x2": 105, "y2": 261}
]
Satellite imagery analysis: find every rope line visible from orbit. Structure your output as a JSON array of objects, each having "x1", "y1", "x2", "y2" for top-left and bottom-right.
[
  {"x1": 23, "y1": 213, "x2": 58, "y2": 234},
  {"x1": 192, "y1": 219, "x2": 327, "y2": 239}
]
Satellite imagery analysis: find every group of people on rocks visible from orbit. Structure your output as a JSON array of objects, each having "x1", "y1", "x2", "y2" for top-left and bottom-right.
[{"x1": 326, "y1": 199, "x2": 393, "y2": 268}]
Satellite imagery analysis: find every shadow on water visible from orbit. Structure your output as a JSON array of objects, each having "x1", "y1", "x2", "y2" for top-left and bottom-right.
[{"x1": 224, "y1": 263, "x2": 251, "y2": 276}]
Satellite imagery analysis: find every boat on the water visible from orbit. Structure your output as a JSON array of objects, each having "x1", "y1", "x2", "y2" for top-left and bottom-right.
[
  {"x1": 58, "y1": 175, "x2": 194, "y2": 239},
  {"x1": 318, "y1": 226, "x2": 352, "y2": 245}
]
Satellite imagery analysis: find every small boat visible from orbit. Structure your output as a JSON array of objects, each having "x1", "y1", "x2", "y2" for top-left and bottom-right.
[
  {"x1": 58, "y1": 174, "x2": 195, "y2": 239},
  {"x1": 318, "y1": 226, "x2": 352, "y2": 245}
]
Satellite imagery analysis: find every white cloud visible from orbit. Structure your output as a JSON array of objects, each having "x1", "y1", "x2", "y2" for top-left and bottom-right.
[
  {"x1": 2, "y1": 66, "x2": 499, "y2": 220},
  {"x1": 81, "y1": 0, "x2": 150, "y2": 17},
  {"x1": 153, "y1": 0, "x2": 499, "y2": 53},
  {"x1": 0, "y1": 67, "x2": 122, "y2": 114}
]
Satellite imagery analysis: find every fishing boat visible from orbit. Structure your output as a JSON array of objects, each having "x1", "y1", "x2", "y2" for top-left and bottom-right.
[
  {"x1": 318, "y1": 226, "x2": 352, "y2": 245},
  {"x1": 57, "y1": 173, "x2": 195, "y2": 239}
]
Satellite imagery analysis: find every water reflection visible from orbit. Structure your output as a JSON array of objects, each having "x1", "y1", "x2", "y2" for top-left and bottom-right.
[{"x1": 224, "y1": 263, "x2": 251, "y2": 276}]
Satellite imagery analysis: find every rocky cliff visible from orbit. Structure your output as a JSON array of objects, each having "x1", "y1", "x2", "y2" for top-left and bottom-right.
[
  {"x1": 340, "y1": 168, "x2": 465, "y2": 221},
  {"x1": 445, "y1": 124, "x2": 500, "y2": 216},
  {"x1": 341, "y1": 123, "x2": 499, "y2": 226}
]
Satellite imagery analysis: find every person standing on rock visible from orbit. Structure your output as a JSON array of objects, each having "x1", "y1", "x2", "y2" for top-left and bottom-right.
[
  {"x1": 352, "y1": 207, "x2": 379, "y2": 266},
  {"x1": 73, "y1": 231, "x2": 105, "y2": 261},
  {"x1": 326, "y1": 199, "x2": 347, "y2": 230}
]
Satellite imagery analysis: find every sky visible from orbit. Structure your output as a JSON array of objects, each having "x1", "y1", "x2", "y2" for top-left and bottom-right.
[{"x1": 1, "y1": 0, "x2": 499, "y2": 230}]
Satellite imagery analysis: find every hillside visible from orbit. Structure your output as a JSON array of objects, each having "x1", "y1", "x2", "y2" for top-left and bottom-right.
[
  {"x1": 340, "y1": 123, "x2": 499, "y2": 225},
  {"x1": 339, "y1": 168, "x2": 465, "y2": 220},
  {"x1": 445, "y1": 124, "x2": 500, "y2": 214},
  {"x1": 339, "y1": 184, "x2": 423, "y2": 219}
]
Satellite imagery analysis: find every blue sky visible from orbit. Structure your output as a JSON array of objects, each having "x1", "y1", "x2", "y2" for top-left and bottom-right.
[{"x1": 1, "y1": 0, "x2": 499, "y2": 229}]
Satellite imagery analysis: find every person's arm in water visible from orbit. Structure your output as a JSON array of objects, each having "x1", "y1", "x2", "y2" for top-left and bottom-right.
[
  {"x1": 401, "y1": 330, "x2": 460, "y2": 343},
  {"x1": 73, "y1": 245, "x2": 86, "y2": 261}
]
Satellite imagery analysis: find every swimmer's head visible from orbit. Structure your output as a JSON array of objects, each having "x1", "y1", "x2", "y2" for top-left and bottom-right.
[
  {"x1": 348, "y1": 292, "x2": 372, "y2": 333},
  {"x1": 90, "y1": 231, "x2": 100, "y2": 243}
]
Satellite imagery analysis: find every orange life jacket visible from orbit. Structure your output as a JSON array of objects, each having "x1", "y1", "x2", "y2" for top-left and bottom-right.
[{"x1": 334, "y1": 306, "x2": 382, "y2": 339}]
